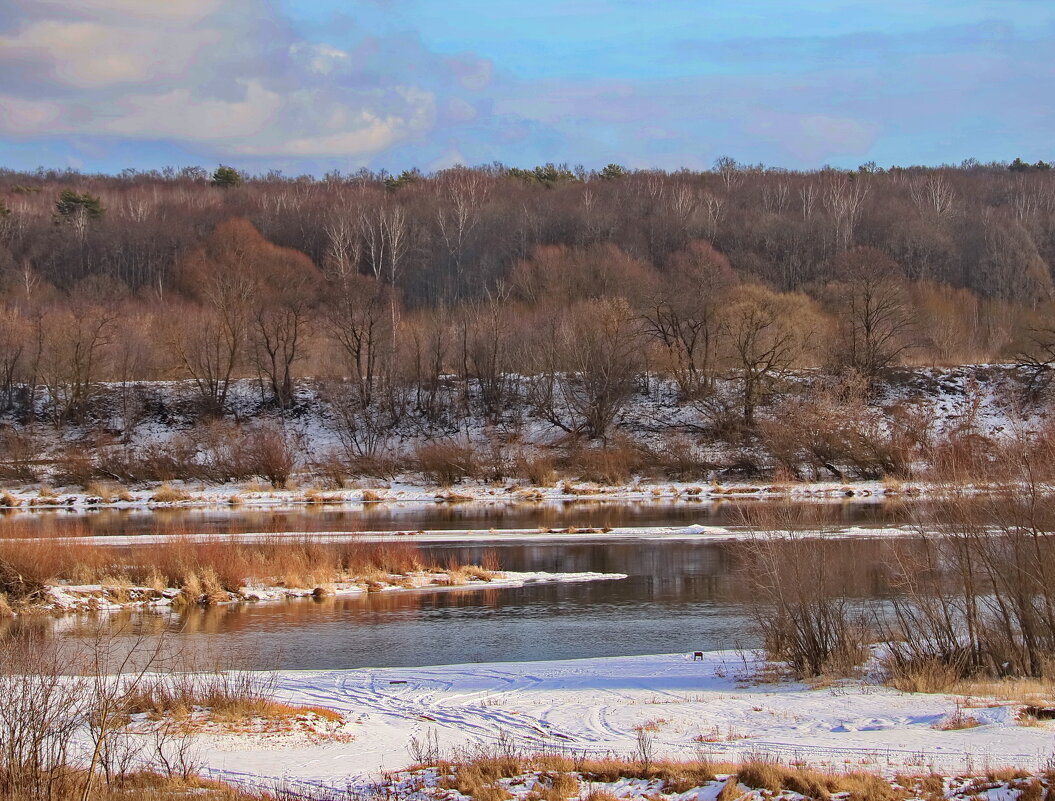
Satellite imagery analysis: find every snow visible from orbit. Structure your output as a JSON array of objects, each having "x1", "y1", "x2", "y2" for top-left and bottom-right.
[
  {"x1": 28, "y1": 523, "x2": 922, "y2": 550},
  {"x1": 0, "y1": 478, "x2": 905, "y2": 512},
  {"x1": 1, "y1": 365, "x2": 1047, "y2": 511},
  {"x1": 194, "y1": 652, "x2": 1055, "y2": 790},
  {"x1": 39, "y1": 571, "x2": 628, "y2": 615}
]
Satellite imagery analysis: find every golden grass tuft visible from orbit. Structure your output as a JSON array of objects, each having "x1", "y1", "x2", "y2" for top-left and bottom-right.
[
  {"x1": 151, "y1": 484, "x2": 192, "y2": 503},
  {"x1": 715, "y1": 776, "x2": 741, "y2": 801}
]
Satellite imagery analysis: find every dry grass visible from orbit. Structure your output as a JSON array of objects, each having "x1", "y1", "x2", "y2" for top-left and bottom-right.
[
  {"x1": 85, "y1": 482, "x2": 133, "y2": 503},
  {"x1": 127, "y1": 676, "x2": 341, "y2": 727},
  {"x1": 151, "y1": 483, "x2": 192, "y2": 503},
  {"x1": 885, "y1": 656, "x2": 967, "y2": 694},
  {"x1": 527, "y1": 772, "x2": 581, "y2": 801},
  {"x1": 0, "y1": 534, "x2": 439, "y2": 607},
  {"x1": 633, "y1": 718, "x2": 669, "y2": 733},
  {"x1": 1, "y1": 772, "x2": 267, "y2": 801},
  {"x1": 714, "y1": 776, "x2": 740, "y2": 801},
  {"x1": 949, "y1": 677, "x2": 1055, "y2": 707},
  {"x1": 303, "y1": 489, "x2": 345, "y2": 505},
  {"x1": 440, "y1": 757, "x2": 523, "y2": 800},
  {"x1": 428, "y1": 753, "x2": 986, "y2": 801}
]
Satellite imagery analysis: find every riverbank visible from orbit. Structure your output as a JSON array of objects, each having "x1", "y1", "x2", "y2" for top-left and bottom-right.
[
  {"x1": 193, "y1": 651, "x2": 1054, "y2": 789},
  {"x1": 0, "y1": 477, "x2": 908, "y2": 513}
]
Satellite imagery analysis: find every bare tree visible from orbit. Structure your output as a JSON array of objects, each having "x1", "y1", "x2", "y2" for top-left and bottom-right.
[
  {"x1": 826, "y1": 247, "x2": 916, "y2": 381},
  {"x1": 642, "y1": 240, "x2": 736, "y2": 399},
  {"x1": 170, "y1": 219, "x2": 261, "y2": 413},
  {"x1": 34, "y1": 284, "x2": 118, "y2": 424},
  {"x1": 437, "y1": 167, "x2": 489, "y2": 293},
  {"x1": 529, "y1": 297, "x2": 642, "y2": 440},
  {"x1": 321, "y1": 271, "x2": 396, "y2": 411},
  {"x1": 250, "y1": 241, "x2": 322, "y2": 410},
  {"x1": 823, "y1": 173, "x2": 869, "y2": 251},
  {"x1": 721, "y1": 285, "x2": 819, "y2": 426}
]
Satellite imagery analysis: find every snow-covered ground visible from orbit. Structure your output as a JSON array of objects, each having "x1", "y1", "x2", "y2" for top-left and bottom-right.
[
  {"x1": 1, "y1": 365, "x2": 1046, "y2": 505},
  {"x1": 197, "y1": 652, "x2": 1055, "y2": 790}
]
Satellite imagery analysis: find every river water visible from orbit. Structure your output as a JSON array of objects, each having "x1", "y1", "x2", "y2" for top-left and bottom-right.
[{"x1": 4, "y1": 499, "x2": 912, "y2": 670}]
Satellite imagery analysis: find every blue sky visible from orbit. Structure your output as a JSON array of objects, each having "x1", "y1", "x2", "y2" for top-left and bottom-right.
[{"x1": 0, "y1": 0, "x2": 1051, "y2": 174}]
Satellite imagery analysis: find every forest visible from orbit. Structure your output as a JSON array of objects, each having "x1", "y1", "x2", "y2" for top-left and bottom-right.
[{"x1": 1, "y1": 159, "x2": 1054, "y2": 484}]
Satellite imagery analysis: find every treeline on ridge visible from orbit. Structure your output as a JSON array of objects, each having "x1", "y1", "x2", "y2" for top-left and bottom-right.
[{"x1": 1, "y1": 159, "x2": 1055, "y2": 440}]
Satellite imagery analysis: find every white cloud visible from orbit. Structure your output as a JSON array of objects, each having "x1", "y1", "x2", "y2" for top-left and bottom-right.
[
  {"x1": 106, "y1": 81, "x2": 285, "y2": 141},
  {"x1": 291, "y1": 42, "x2": 351, "y2": 75},
  {"x1": 0, "y1": 95, "x2": 64, "y2": 135},
  {"x1": 0, "y1": 20, "x2": 221, "y2": 88},
  {"x1": 0, "y1": 0, "x2": 463, "y2": 161}
]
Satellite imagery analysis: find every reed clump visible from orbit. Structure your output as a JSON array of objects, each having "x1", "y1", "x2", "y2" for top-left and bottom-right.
[{"x1": 0, "y1": 534, "x2": 437, "y2": 608}]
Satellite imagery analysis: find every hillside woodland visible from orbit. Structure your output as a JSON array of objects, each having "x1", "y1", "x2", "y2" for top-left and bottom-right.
[{"x1": 2, "y1": 160, "x2": 1055, "y2": 485}]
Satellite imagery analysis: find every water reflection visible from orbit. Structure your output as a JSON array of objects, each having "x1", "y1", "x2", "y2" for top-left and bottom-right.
[{"x1": 0, "y1": 497, "x2": 916, "y2": 540}]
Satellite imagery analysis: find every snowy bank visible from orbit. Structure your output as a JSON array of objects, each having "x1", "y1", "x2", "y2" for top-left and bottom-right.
[
  {"x1": 38, "y1": 570, "x2": 629, "y2": 616},
  {"x1": 195, "y1": 651, "x2": 1055, "y2": 788}
]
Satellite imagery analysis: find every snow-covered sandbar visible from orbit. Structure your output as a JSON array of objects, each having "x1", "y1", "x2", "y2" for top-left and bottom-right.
[
  {"x1": 199, "y1": 651, "x2": 1054, "y2": 790},
  {"x1": 40, "y1": 570, "x2": 628, "y2": 615}
]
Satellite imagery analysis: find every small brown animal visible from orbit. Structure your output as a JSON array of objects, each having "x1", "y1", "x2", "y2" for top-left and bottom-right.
[{"x1": 692, "y1": 651, "x2": 704, "y2": 661}]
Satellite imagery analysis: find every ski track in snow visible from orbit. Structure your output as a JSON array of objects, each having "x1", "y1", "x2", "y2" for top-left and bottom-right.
[{"x1": 196, "y1": 652, "x2": 1055, "y2": 789}]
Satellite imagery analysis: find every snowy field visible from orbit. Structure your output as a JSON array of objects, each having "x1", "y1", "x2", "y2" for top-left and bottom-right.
[{"x1": 198, "y1": 652, "x2": 1055, "y2": 791}]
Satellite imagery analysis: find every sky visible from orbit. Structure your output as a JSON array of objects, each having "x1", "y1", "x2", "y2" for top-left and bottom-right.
[{"x1": 0, "y1": 0, "x2": 1052, "y2": 175}]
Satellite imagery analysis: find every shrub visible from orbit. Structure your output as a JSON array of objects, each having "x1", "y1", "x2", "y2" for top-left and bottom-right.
[
  {"x1": 0, "y1": 427, "x2": 38, "y2": 481},
  {"x1": 416, "y1": 440, "x2": 478, "y2": 485},
  {"x1": 51, "y1": 443, "x2": 96, "y2": 487},
  {"x1": 759, "y1": 373, "x2": 915, "y2": 481},
  {"x1": 651, "y1": 435, "x2": 714, "y2": 480},
  {"x1": 569, "y1": 437, "x2": 645, "y2": 484},
  {"x1": 241, "y1": 423, "x2": 297, "y2": 488},
  {"x1": 513, "y1": 451, "x2": 557, "y2": 486},
  {"x1": 739, "y1": 508, "x2": 870, "y2": 679}
]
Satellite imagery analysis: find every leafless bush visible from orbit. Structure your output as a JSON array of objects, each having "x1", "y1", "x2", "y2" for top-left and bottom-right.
[
  {"x1": 739, "y1": 506, "x2": 870, "y2": 678},
  {"x1": 759, "y1": 373, "x2": 916, "y2": 480},
  {"x1": 51, "y1": 443, "x2": 96, "y2": 487},
  {"x1": 647, "y1": 434, "x2": 714, "y2": 480},
  {"x1": 0, "y1": 624, "x2": 295, "y2": 801},
  {"x1": 321, "y1": 380, "x2": 402, "y2": 461},
  {"x1": 568, "y1": 438, "x2": 646, "y2": 484},
  {"x1": 0, "y1": 634, "x2": 83, "y2": 800},
  {"x1": 240, "y1": 422, "x2": 297, "y2": 488},
  {"x1": 882, "y1": 480, "x2": 1055, "y2": 681},
  {"x1": 95, "y1": 439, "x2": 199, "y2": 483},
  {"x1": 512, "y1": 450, "x2": 557, "y2": 486},
  {"x1": 0, "y1": 427, "x2": 38, "y2": 481},
  {"x1": 416, "y1": 439, "x2": 479, "y2": 485}
]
